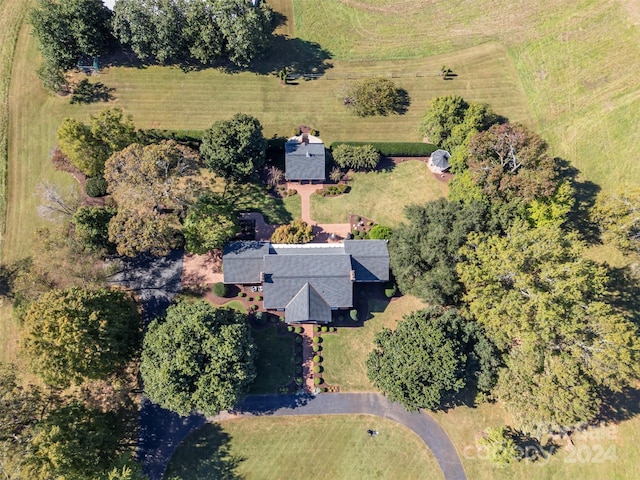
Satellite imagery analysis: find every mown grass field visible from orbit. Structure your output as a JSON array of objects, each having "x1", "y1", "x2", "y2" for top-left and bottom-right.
[
  {"x1": 310, "y1": 161, "x2": 447, "y2": 226},
  {"x1": 164, "y1": 415, "x2": 444, "y2": 480},
  {"x1": 293, "y1": 0, "x2": 640, "y2": 192},
  {"x1": 0, "y1": 0, "x2": 29, "y2": 247}
]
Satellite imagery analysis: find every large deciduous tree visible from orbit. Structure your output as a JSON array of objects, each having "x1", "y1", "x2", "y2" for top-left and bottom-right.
[
  {"x1": 105, "y1": 140, "x2": 202, "y2": 256},
  {"x1": 0, "y1": 363, "x2": 56, "y2": 476},
  {"x1": 141, "y1": 300, "x2": 257, "y2": 416},
  {"x1": 419, "y1": 95, "x2": 498, "y2": 152},
  {"x1": 57, "y1": 108, "x2": 137, "y2": 177},
  {"x1": 389, "y1": 199, "x2": 500, "y2": 305},
  {"x1": 72, "y1": 206, "x2": 116, "y2": 254},
  {"x1": 22, "y1": 403, "x2": 127, "y2": 480},
  {"x1": 458, "y1": 222, "x2": 640, "y2": 431},
  {"x1": 21, "y1": 287, "x2": 140, "y2": 387},
  {"x1": 366, "y1": 307, "x2": 497, "y2": 411},
  {"x1": 183, "y1": 194, "x2": 239, "y2": 254},
  {"x1": 591, "y1": 187, "x2": 640, "y2": 255},
  {"x1": 464, "y1": 123, "x2": 557, "y2": 204},
  {"x1": 30, "y1": 0, "x2": 114, "y2": 71},
  {"x1": 339, "y1": 78, "x2": 407, "y2": 117},
  {"x1": 200, "y1": 113, "x2": 267, "y2": 187},
  {"x1": 113, "y1": 0, "x2": 273, "y2": 67}
]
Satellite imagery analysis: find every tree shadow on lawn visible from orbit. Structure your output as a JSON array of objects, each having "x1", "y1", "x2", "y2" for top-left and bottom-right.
[
  {"x1": 605, "y1": 264, "x2": 640, "y2": 325},
  {"x1": 247, "y1": 35, "x2": 333, "y2": 76},
  {"x1": 227, "y1": 182, "x2": 293, "y2": 225},
  {"x1": 598, "y1": 386, "x2": 640, "y2": 424},
  {"x1": 557, "y1": 158, "x2": 601, "y2": 244},
  {"x1": 164, "y1": 423, "x2": 245, "y2": 480}
]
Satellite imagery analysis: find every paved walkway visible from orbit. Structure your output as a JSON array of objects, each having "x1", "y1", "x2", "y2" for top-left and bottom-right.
[
  {"x1": 300, "y1": 324, "x2": 315, "y2": 393},
  {"x1": 288, "y1": 181, "x2": 352, "y2": 239}
]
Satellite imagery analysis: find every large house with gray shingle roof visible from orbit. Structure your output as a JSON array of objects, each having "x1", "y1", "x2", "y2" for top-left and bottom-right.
[{"x1": 223, "y1": 240, "x2": 389, "y2": 323}]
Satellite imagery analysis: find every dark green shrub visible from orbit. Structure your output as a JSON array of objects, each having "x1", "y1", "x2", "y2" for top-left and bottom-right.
[
  {"x1": 312, "y1": 344, "x2": 321, "y2": 352},
  {"x1": 313, "y1": 365, "x2": 322, "y2": 374},
  {"x1": 295, "y1": 377, "x2": 303, "y2": 385},
  {"x1": 315, "y1": 326, "x2": 321, "y2": 333},
  {"x1": 295, "y1": 336, "x2": 303, "y2": 344},
  {"x1": 331, "y1": 327, "x2": 337, "y2": 332},
  {"x1": 257, "y1": 295, "x2": 263, "y2": 301},
  {"x1": 321, "y1": 326, "x2": 328, "y2": 332},
  {"x1": 237, "y1": 292, "x2": 246, "y2": 298},
  {"x1": 330, "y1": 141, "x2": 437, "y2": 157},
  {"x1": 313, "y1": 337, "x2": 322, "y2": 344},
  {"x1": 212, "y1": 282, "x2": 227, "y2": 297},
  {"x1": 350, "y1": 309, "x2": 359, "y2": 321},
  {"x1": 313, "y1": 355, "x2": 321, "y2": 363},
  {"x1": 295, "y1": 326, "x2": 303, "y2": 334},
  {"x1": 287, "y1": 326, "x2": 294, "y2": 332},
  {"x1": 85, "y1": 176, "x2": 108, "y2": 197},
  {"x1": 295, "y1": 366, "x2": 302, "y2": 374},
  {"x1": 314, "y1": 377, "x2": 323, "y2": 385}
]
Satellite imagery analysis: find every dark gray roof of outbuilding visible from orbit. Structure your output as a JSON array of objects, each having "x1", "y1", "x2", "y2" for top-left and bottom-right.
[
  {"x1": 285, "y1": 141, "x2": 326, "y2": 180},
  {"x1": 431, "y1": 149, "x2": 451, "y2": 170},
  {"x1": 285, "y1": 283, "x2": 332, "y2": 323},
  {"x1": 343, "y1": 240, "x2": 390, "y2": 282},
  {"x1": 222, "y1": 241, "x2": 270, "y2": 284},
  {"x1": 262, "y1": 254, "x2": 353, "y2": 309}
]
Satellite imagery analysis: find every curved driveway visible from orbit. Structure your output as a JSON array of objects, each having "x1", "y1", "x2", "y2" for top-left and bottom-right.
[{"x1": 212, "y1": 392, "x2": 467, "y2": 480}]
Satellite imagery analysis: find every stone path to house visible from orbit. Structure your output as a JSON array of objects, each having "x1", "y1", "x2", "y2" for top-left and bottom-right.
[
  {"x1": 300, "y1": 324, "x2": 315, "y2": 393},
  {"x1": 288, "y1": 181, "x2": 352, "y2": 239},
  {"x1": 143, "y1": 392, "x2": 467, "y2": 480}
]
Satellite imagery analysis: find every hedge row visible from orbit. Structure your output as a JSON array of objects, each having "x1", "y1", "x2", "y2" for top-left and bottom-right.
[
  {"x1": 329, "y1": 141, "x2": 437, "y2": 157},
  {"x1": 140, "y1": 129, "x2": 204, "y2": 149}
]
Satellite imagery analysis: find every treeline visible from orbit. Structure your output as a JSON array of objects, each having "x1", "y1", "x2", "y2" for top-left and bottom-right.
[
  {"x1": 0, "y1": 107, "x2": 275, "y2": 477},
  {"x1": 368, "y1": 95, "x2": 640, "y2": 456},
  {"x1": 29, "y1": 0, "x2": 275, "y2": 91}
]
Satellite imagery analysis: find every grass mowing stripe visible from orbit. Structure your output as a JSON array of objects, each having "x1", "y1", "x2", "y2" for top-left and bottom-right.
[{"x1": 0, "y1": 0, "x2": 29, "y2": 258}]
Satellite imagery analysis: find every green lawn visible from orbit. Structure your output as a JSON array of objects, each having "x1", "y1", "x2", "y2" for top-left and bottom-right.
[
  {"x1": 292, "y1": 0, "x2": 640, "y2": 192},
  {"x1": 249, "y1": 325, "x2": 294, "y2": 394},
  {"x1": 322, "y1": 295, "x2": 427, "y2": 391},
  {"x1": 164, "y1": 415, "x2": 444, "y2": 480},
  {"x1": 218, "y1": 300, "x2": 246, "y2": 313},
  {"x1": 310, "y1": 162, "x2": 447, "y2": 226},
  {"x1": 0, "y1": 0, "x2": 29, "y2": 255},
  {"x1": 432, "y1": 396, "x2": 640, "y2": 480},
  {"x1": 226, "y1": 182, "x2": 299, "y2": 225}
]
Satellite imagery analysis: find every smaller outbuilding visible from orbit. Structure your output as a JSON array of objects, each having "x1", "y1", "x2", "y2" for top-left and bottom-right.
[
  {"x1": 285, "y1": 133, "x2": 326, "y2": 182},
  {"x1": 428, "y1": 149, "x2": 451, "y2": 174}
]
